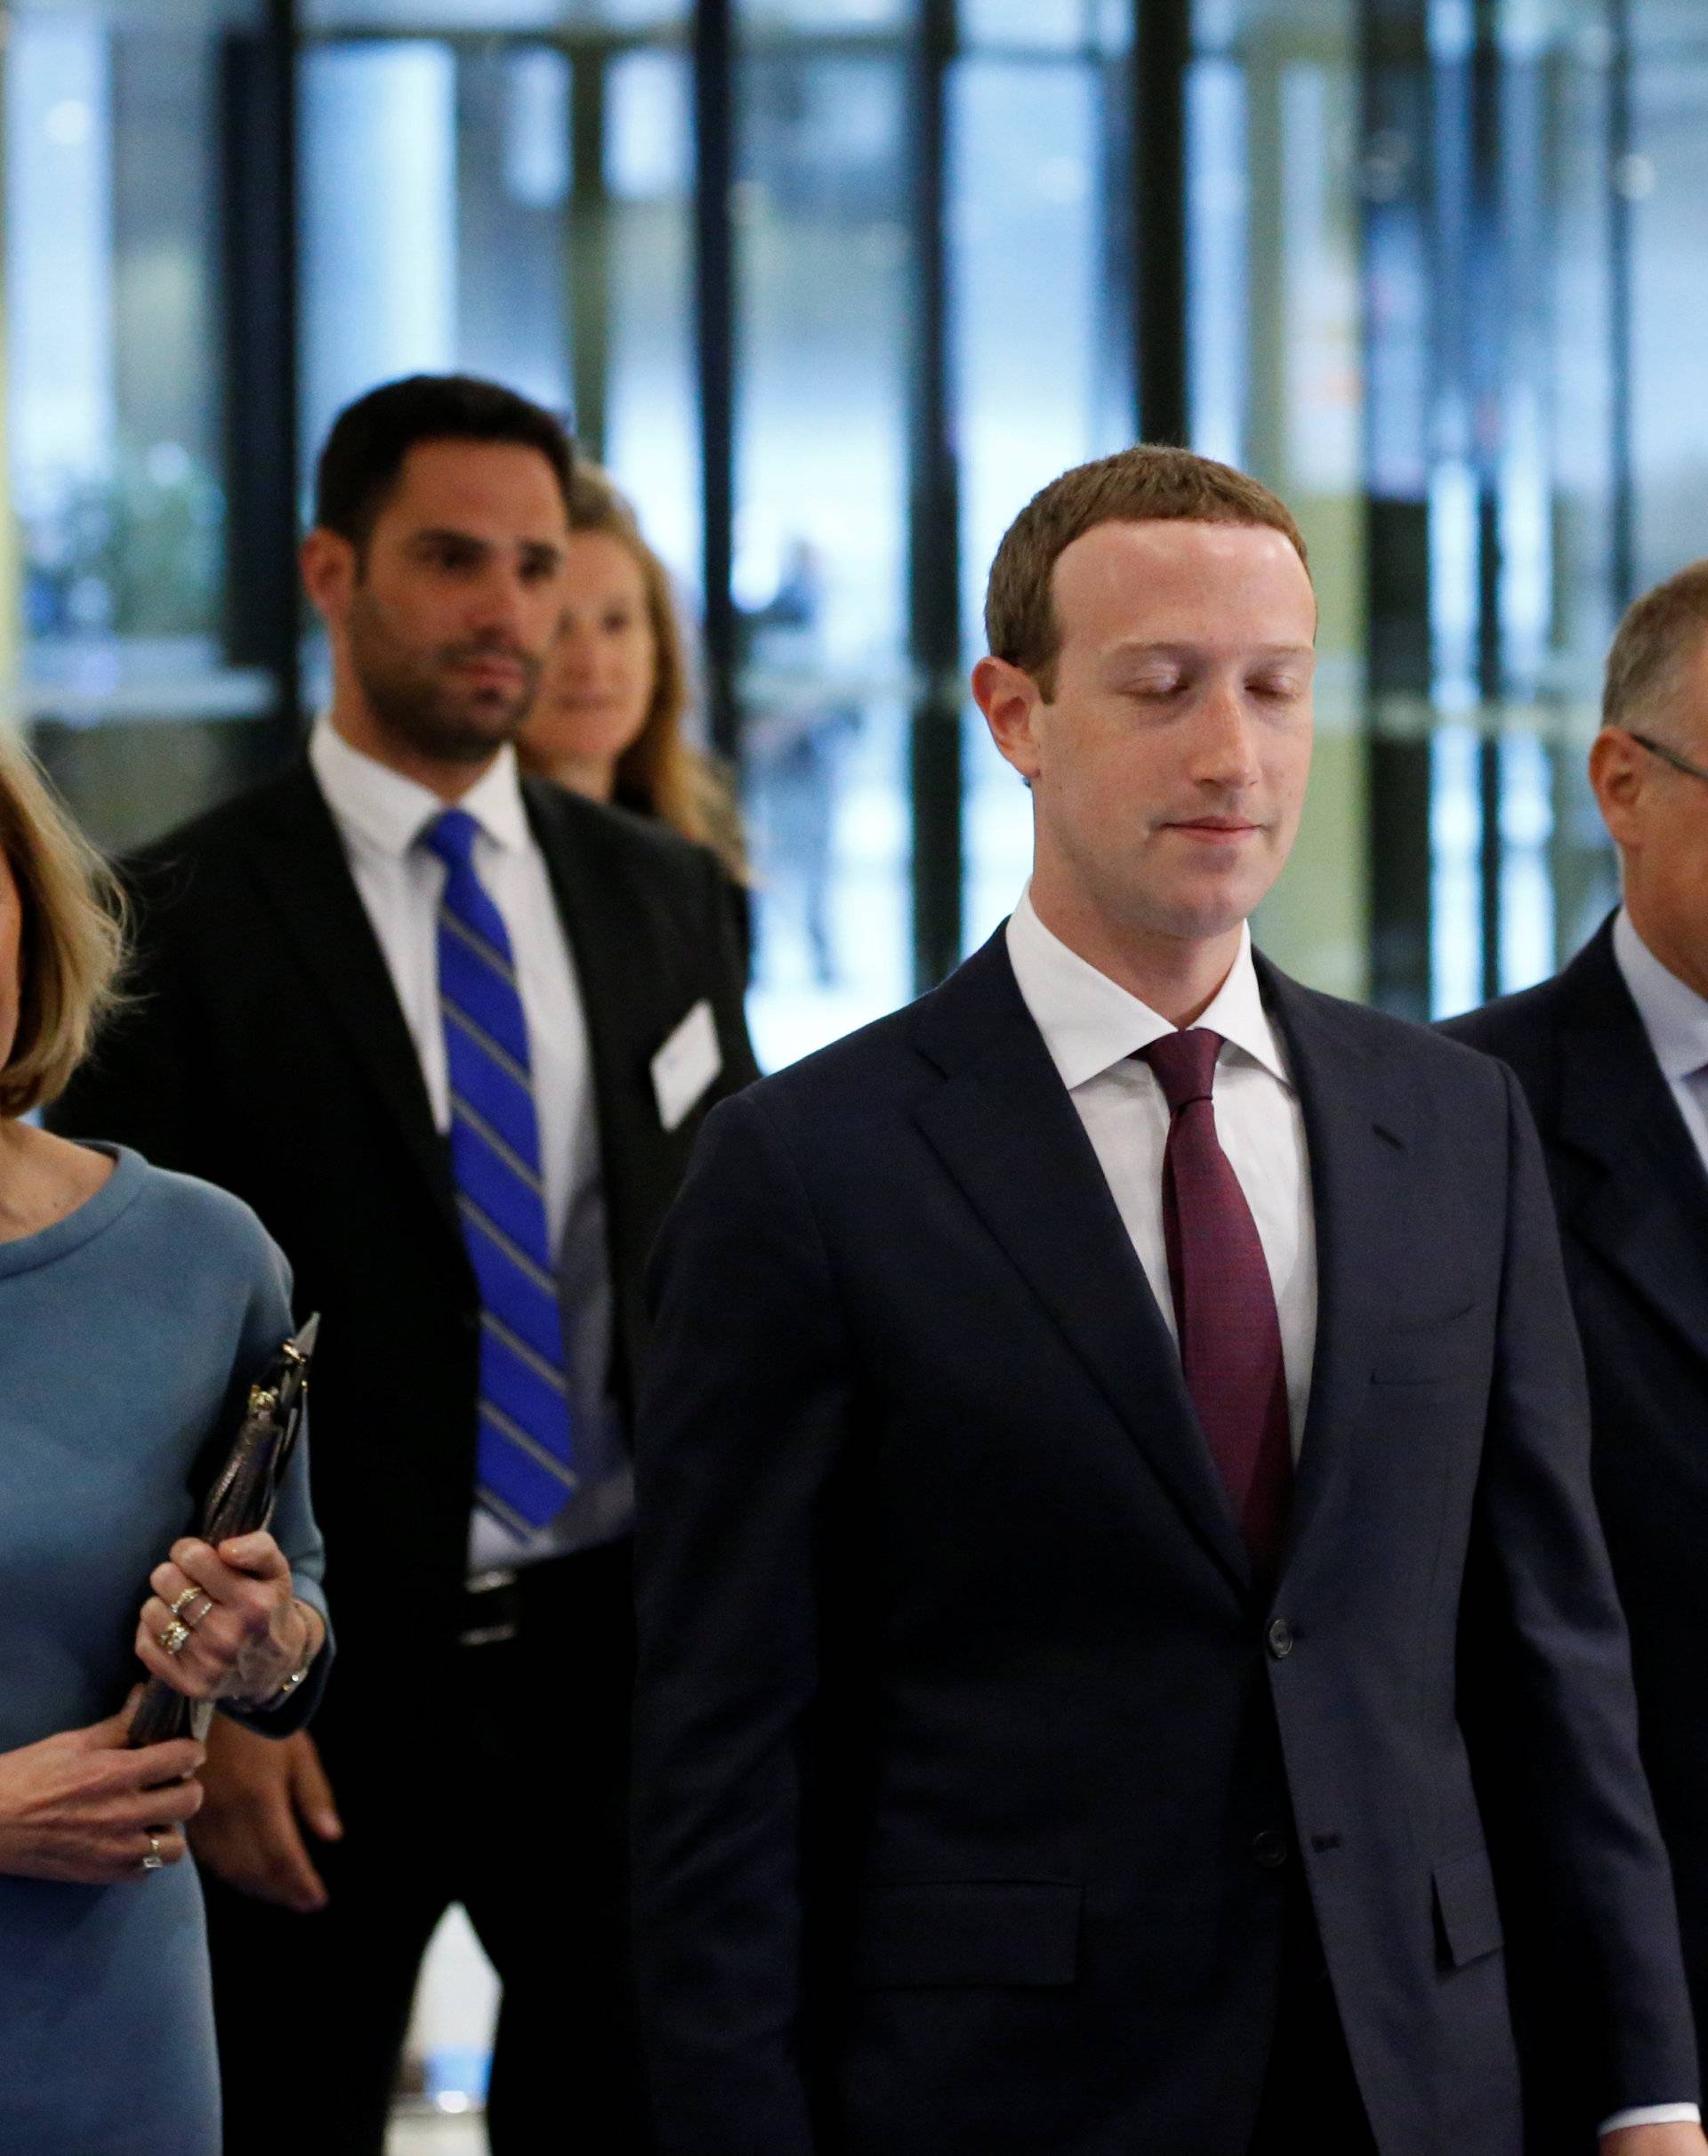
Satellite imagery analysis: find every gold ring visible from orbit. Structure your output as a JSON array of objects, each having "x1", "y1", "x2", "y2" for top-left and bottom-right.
[
  {"x1": 157, "y1": 1619, "x2": 191, "y2": 1656},
  {"x1": 141, "y1": 1834, "x2": 165, "y2": 1873},
  {"x1": 181, "y1": 1594, "x2": 214, "y2": 1629},
  {"x1": 169, "y1": 1587, "x2": 199, "y2": 1618}
]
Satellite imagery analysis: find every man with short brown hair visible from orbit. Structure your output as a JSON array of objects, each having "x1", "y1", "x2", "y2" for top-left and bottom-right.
[
  {"x1": 1447, "y1": 558, "x2": 1708, "y2": 2113},
  {"x1": 982, "y1": 442, "x2": 1311, "y2": 693},
  {"x1": 632, "y1": 447, "x2": 1703, "y2": 2155}
]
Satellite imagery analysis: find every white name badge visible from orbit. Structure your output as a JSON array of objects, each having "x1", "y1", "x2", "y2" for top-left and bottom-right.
[{"x1": 651, "y1": 999, "x2": 722, "y2": 1133}]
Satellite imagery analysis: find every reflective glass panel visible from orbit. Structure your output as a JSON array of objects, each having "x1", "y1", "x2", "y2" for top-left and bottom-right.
[
  {"x1": 737, "y1": 0, "x2": 910, "y2": 31},
  {"x1": 300, "y1": 40, "x2": 576, "y2": 471},
  {"x1": 602, "y1": 48, "x2": 700, "y2": 589},
  {"x1": 4, "y1": 0, "x2": 270, "y2": 848},
  {"x1": 733, "y1": 51, "x2": 911, "y2": 1070},
  {"x1": 1631, "y1": 0, "x2": 1708, "y2": 590},
  {"x1": 1346, "y1": 0, "x2": 1629, "y2": 1014},
  {"x1": 302, "y1": 0, "x2": 686, "y2": 31},
  {"x1": 953, "y1": 53, "x2": 1132, "y2": 954},
  {"x1": 959, "y1": 0, "x2": 1127, "y2": 54},
  {"x1": 1185, "y1": 2, "x2": 1366, "y2": 998}
]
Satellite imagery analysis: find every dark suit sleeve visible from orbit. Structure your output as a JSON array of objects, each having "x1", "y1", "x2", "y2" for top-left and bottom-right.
[
  {"x1": 1470, "y1": 1060, "x2": 1699, "y2": 2123},
  {"x1": 632, "y1": 1088, "x2": 852, "y2": 2156},
  {"x1": 695, "y1": 844, "x2": 761, "y2": 1091}
]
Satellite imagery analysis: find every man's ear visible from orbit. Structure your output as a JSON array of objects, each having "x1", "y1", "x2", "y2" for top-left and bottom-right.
[
  {"x1": 973, "y1": 656, "x2": 1046, "y2": 784},
  {"x1": 300, "y1": 527, "x2": 358, "y2": 629},
  {"x1": 1589, "y1": 726, "x2": 1647, "y2": 852}
]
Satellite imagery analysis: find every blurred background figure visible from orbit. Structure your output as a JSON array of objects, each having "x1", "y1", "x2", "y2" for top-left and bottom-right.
[
  {"x1": 518, "y1": 462, "x2": 748, "y2": 900},
  {"x1": 738, "y1": 537, "x2": 860, "y2": 991},
  {"x1": 0, "y1": 730, "x2": 327, "y2": 2156}
]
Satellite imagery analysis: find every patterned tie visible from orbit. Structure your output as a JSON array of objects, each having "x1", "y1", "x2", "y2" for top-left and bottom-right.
[
  {"x1": 1140, "y1": 1029, "x2": 1293, "y2": 1575},
  {"x1": 423, "y1": 808, "x2": 577, "y2": 1534}
]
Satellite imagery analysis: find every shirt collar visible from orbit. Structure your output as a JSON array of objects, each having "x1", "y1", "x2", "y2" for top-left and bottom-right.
[
  {"x1": 308, "y1": 714, "x2": 533, "y2": 861},
  {"x1": 1004, "y1": 884, "x2": 1292, "y2": 1093},
  {"x1": 1611, "y1": 907, "x2": 1708, "y2": 1082}
]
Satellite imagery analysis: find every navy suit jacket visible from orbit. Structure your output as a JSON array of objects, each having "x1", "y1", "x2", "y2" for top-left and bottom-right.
[
  {"x1": 633, "y1": 928, "x2": 1697, "y2": 2156},
  {"x1": 1446, "y1": 918, "x2": 1708, "y2": 2061}
]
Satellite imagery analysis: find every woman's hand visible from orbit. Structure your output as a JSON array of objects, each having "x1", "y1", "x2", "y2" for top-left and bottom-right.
[
  {"x1": 135, "y1": 1532, "x2": 322, "y2": 1708},
  {"x1": 0, "y1": 1695, "x2": 204, "y2": 1885}
]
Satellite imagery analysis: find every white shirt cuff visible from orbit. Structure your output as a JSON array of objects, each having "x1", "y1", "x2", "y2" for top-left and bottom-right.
[{"x1": 1599, "y1": 2105, "x2": 1703, "y2": 2133}]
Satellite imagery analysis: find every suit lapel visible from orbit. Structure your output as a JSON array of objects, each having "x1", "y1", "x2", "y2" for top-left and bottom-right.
[
  {"x1": 1257, "y1": 963, "x2": 1416, "y2": 1579},
  {"x1": 910, "y1": 937, "x2": 1252, "y2": 1593},
  {"x1": 524, "y1": 780, "x2": 694, "y2": 1401},
  {"x1": 1553, "y1": 927, "x2": 1708, "y2": 1366},
  {"x1": 245, "y1": 762, "x2": 460, "y2": 1240}
]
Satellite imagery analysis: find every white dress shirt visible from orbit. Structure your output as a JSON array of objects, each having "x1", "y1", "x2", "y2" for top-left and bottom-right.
[
  {"x1": 1614, "y1": 908, "x2": 1708, "y2": 1176},
  {"x1": 1009, "y1": 888, "x2": 1695, "y2": 2138},
  {"x1": 1004, "y1": 888, "x2": 1317, "y2": 1450},
  {"x1": 310, "y1": 717, "x2": 634, "y2": 1569}
]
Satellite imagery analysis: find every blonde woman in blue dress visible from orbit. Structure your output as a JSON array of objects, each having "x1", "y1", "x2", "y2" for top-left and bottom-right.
[{"x1": 0, "y1": 734, "x2": 329, "y2": 2154}]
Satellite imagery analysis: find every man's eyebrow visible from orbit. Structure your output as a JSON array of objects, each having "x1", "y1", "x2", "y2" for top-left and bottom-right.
[
  {"x1": 407, "y1": 526, "x2": 490, "y2": 551},
  {"x1": 405, "y1": 528, "x2": 565, "y2": 561},
  {"x1": 1101, "y1": 639, "x2": 1316, "y2": 661}
]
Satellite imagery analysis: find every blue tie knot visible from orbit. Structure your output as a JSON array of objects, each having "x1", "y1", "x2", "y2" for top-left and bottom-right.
[{"x1": 422, "y1": 806, "x2": 481, "y2": 873}]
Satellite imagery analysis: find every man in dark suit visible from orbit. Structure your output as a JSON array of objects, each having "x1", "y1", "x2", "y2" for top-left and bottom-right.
[
  {"x1": 631, "y1": 447, "x2": 1704, "y2": 2155},
  {"x1": 52, "y1": 375, "x2": 758, "y2": 2153},
  {"x1": 1446, "y1": 560, "x2": 1708, "y2": 2094}
]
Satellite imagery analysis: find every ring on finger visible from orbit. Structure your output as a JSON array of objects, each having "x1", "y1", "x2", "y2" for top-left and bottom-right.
[
  {"x1": 168, "y1": 1586, "x2": 201, "y2": 1619},
  {"x1": 180, "y1": 1593, "x2": 214, "y2": 1629},
  {"x1": 157, "y1": 1619, "x2": 191, "y2": 1657},
  {"x1": 141, "y1": 1834, "x2": 165, "y2": 1874}
]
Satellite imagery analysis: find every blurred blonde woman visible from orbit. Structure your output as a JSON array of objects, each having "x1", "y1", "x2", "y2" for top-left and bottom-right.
[
  {"x1": 519, "y1": 463, "x2": 749, "y2": 892},
  {"x1": 0, "y1": 733, "x2": 328, "y2": 2152}
]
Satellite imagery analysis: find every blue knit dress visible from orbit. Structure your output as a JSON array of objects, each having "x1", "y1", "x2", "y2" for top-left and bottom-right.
[{"x1": 0, "y1": 1147, "x2": 327, "y2": 2153}]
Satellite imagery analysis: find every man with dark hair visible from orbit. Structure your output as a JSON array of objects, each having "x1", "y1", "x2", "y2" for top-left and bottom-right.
[
  {"x1": 631, "y1": 447, "x2": 1704, "y2": 2154},
  {"x1": 1446, "y1": 558, "x2": 1708, "y2": 2106},
  {"x1": 314, "y1": 372, "x2": 576, "y2": 547},
  {"x1": 52, "y1": 374, "x2": 758, "y2": 2152}
]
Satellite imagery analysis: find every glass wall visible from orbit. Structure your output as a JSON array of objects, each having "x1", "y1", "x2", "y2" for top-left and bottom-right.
[
  {"x1": 10, "y1": 0, "x2": 1708, "y2": 1044},
  {"x1": 1631, "y1": 1, "x2": 1708, "y2": 590},
  {"x1": 731, "y1": 15, "x2": 913, "y2": 1067},
  {"x1": 1189, "y1": 0, "x2": 1367, "y2": 999},
  {"x1": 1359, "y1": 0, "x2": 1652, "y2": 1018},
  {"x1": 955, "y1": 4, "x2": 1134, "y2": 952},
  {"x1": 4, "y1": 0, "x2": 279, "y2": 851}
]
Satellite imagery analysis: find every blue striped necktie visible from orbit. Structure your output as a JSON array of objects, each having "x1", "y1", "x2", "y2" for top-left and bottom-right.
[{"x1": 422, "y1": 807, "x2": 578, "y2": 1534}]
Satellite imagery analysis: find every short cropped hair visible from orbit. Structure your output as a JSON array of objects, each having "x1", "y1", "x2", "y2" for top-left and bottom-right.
[
  {"x1": 313, "y1": 374, "x2": 576, "y2": 552},
  {"x1": 1603, "y1": 559, "x2": 1708, "y2": 739},
  {"x1": 0, "y1": 732, "x2": 125, "y2": 1118},
  {"x1": 985, "y1": 445, "x2": 1312, "y2": 698}
]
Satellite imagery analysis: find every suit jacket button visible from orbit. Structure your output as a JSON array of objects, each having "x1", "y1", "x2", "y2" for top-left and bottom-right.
[
  {"x1": 1267, "y1": 1618, "x2": 1294, "y2": 1660},
  {"x1": 1252, "y1": 1829, "x2": 1288, "y2": 1869}
]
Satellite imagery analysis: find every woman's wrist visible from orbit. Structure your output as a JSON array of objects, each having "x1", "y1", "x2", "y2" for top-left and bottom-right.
[{"x1": 230, "y1": 1600, "x2": 320, "y2": 1712}]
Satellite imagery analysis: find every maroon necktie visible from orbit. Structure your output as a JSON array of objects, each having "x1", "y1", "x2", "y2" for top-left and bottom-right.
[{"x1": 1140, "y1": 1029, "x2": 1293, "y2": 1576}]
